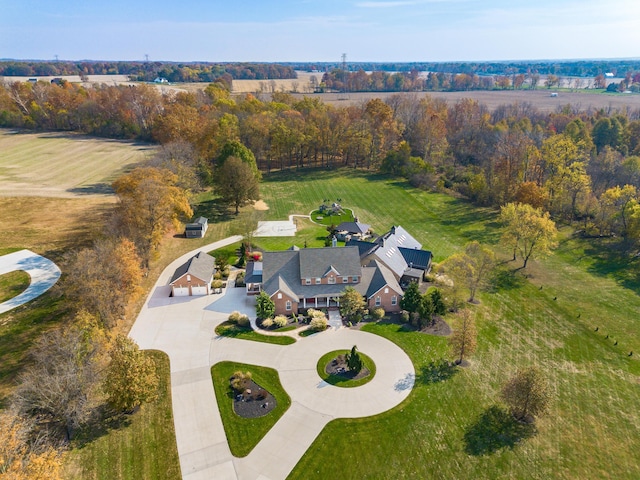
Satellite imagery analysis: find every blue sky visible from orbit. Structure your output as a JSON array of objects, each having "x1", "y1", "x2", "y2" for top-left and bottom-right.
[{"x1": 2, "y1": 0, "x2": 639, "y2": 62}]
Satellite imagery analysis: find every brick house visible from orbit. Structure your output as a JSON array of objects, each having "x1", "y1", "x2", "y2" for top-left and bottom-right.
[
  {"x1": 255, "y1": 245, "x2": 403, "y2": 316},
  {"x1": 169, "y1": 251, "x2": 215, "y2": 296}
]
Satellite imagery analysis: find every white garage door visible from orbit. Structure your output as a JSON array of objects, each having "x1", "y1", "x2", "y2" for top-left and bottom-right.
[
  {"x1": 191, "y1": 286, "x2": 208, "y2": 296},
  {"x1": 173, "y1": 287, "x2": 190, "y2": 297}
]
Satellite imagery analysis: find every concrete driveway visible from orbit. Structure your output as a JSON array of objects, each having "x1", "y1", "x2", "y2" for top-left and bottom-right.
[
  {"x1": 0, "y1": 249, "x2": 61, "y2": 315},
  {"x1": 129, "y1": 237, "x2": 415, "y2": 480}
]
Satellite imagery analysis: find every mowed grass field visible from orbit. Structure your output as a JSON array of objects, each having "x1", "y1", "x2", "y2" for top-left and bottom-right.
[
  {"x1": 0, "y1": 129, "x2": 153, "y2": 197},
  {"x1": 256, "y1": 169, "x2": 640, "y2": 479}
]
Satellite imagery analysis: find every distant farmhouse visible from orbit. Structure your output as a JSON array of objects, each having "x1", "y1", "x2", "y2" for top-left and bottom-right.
[
  {"x1": 246, "y1": 226, "x2": 432, "y2": 315},
  {"x1": 170, "y1": 251, "x2": 216, "y2": 296},
  {"x1": 185, "y1": 217, "x2": 208, "y2": 238}
]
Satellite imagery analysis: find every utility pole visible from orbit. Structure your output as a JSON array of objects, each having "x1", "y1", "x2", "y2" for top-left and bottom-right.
[{"x1": 341, "y1": 53, "x2": 348, "y2": 94}]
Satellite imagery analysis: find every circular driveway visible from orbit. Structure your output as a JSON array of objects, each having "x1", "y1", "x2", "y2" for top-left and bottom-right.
[
  {"x1": 0, "y1": 249, "x2": 61, "y2": 315},
  {"x1": 129, "y1": 236, "x2": 415, "y2": 480}
]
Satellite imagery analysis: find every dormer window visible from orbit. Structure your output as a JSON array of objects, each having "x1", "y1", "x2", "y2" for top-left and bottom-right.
[
  {"x1": 342, "y1": 276, "x2": 348, "y2": 283},
  {"x1": 328, "y1": 276, "x2": 336, "y2": 284},
  {"x1": 305, "y1": 278, "x2": 311, "y2": 285},
  {"x1": 315, "y1": 277, "x2": 321, "y2": 284}
]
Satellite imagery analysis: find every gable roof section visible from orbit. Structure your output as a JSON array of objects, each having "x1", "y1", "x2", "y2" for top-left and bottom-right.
[
  {"x1": 170, "y1": 251, "x2": 215, "y2": 284},
  {"x1": 356, "y1": 260, "x2": 403, "y2": 299},
  {"x1": 336, "y1": 221, "x2": 370, "y2": 234},
  {"x1": 399, "y1": 247, "x2": 432, "y2": 270},
  {"x1": 298, "y1": 246, "x2": 361, "y2": 279}
]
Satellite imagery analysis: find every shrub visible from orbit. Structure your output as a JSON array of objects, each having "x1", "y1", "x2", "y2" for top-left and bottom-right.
[
  {"x1": 230, "y1": 371, "x2": 252, "y2": 393},
  {"x1": 310, "y1": 316, "x2": 328, "y2": 331},
  {"x1": 228, "y1": 311, "x2": 242, "y2": 323},
  {"x1": 400, "y1": 310, "x2": 410, "y2": 323},
  {"x1": 212, "y1": 279, "x2": 224, "y2": 289},
  {"x1": 237, "y1": 314, "x2": 250, "y2": 327},
  {"x1": 261, "y1": 317, "x2": 274, "y2": 328},
  {"x1": 274, "y1": 315, "x2": 288, "y2": 328},
  {"x1": 372, "y1": 307, "x2": 385, "y2": 320}
]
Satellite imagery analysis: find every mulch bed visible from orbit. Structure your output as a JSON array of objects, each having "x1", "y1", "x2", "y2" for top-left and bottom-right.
[
  {"x1": 232, "y1": 380, "x2": 276, "y2": 418},
  {"x1": 325, "y1": 355, "x2": 370, "y2": 381},
  {"x1": 420, "y1": 316, "x2": 452, "y2": 336}
]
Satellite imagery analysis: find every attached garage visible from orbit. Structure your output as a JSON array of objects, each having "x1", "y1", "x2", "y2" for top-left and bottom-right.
[{"x1": 169, "y1": 251, "x2": 216, "y2": 297}]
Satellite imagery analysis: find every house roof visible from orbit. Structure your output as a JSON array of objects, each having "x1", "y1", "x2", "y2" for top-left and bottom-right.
[
  {"x1": 195, "y1": 216, "x2": 208, "y2": 225},
  {"x1": 170, "y1": 251, "x2": 215, "y2": 284},
  {"x1": 245, "y1": 261, "x2": 263, "y2": 284},
  {"x1": 356, "y1": 259, "x2": 403, "y2": 299},
  {"x1": 298, "y1": 246, "x2": 361, "y2": 279},
  {"x1": 262, "y1": 246, "x2": 363, "y2": 299},
  {"x1": 336, "y1": 221, "x2": 370, "y2": 235},
  {"x1": 399, "y1": 247, "x2": 432, "y2": 270},
  {"x1": 346, "y1": 238, "x2": 379, "y2": 258}
]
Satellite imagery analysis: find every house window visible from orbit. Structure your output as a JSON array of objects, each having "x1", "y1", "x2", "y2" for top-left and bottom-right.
[
  {"x1": 187, "y1": 275, "x2": 191, "y2": 282},
  {"x1": 285, "y1": 300, "x2": 292, "y2": 311},
  {"x1": 277, "y1": 293, "x2": 282, "y2": 299},
  {"x1": 375, "y1": 296, "x2": 381, "y2": 306},
  {"x1": 391, "y1": 295, "x2": 397, "y2": 305},
  {"x1": 328, "y1": 276, "x2": 336, "y2": 284},
  {"x1": 343, "y1": 276, "x2": 348, "y2": 283},
  {"x1": 352, "y1": 276, "x2": 358, "y2": 283},
  {"x1": 384, "y1": 287, "x2": 389, "y2": 294},
  {"x1": 305, "y1": 278, "x2": 311, "y2": 285},
  {"x1": 315, "y1": 277, "x2": 321, "y2": 284}
]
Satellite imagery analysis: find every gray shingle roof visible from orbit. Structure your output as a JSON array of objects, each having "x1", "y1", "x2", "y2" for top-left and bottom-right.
[
  {"x1": 356, "y1": 260, "x2": 403, "y2": 299},
  {"x1": 298, "y1": 246, "x2": 361, "y2": 279},
  {"x1": 336, "y1": 221, "x2": 370, "y2": 234},
  {"x1": 170, "y1": 251, "x2": 215, "y2": 284}
]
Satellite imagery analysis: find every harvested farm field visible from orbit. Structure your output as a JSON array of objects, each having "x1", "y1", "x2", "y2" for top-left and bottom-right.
[{"x1": 293, "y1": 89, "x2": 640, "y2": 113}]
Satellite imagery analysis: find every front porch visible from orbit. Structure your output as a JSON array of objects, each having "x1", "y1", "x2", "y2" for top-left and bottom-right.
[{"x1": 301, "y1": 296, "x2": 341, "y2": 310}]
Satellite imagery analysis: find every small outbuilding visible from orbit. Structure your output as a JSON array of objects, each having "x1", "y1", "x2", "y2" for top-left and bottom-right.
[
  {"x1": 169, "y1": 251, "x2": 216, "y2": 296},
  {"x1": 185, "y1": 217, "x2": 208, "y2": 238}
]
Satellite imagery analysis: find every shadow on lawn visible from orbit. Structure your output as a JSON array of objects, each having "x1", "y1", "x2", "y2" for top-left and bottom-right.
[
  {"x1": 464, "y1": 405, "x2": 536, "y2": 456},
  {"x1": 192, "y1": 198, "x2": 234, "y2": 224},
  {"x1": 416, "y1": 359, "x2": 459, "y2": 385},
  {"x1": 73, "y1": 405, "x2": 133, "y2": 448}
]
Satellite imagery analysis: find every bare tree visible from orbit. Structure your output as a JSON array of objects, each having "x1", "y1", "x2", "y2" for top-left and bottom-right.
[{"x1": 13, "y1": 313, "x2": 108, "y2": 441}]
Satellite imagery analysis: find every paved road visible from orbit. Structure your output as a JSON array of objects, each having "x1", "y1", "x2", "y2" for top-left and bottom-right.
[
  {"x1": 129, "y1": 237, "x2": 415, "y2": 480},
  {"x1": 0, "y1": 249, "x2": 61, "y2": 315}
]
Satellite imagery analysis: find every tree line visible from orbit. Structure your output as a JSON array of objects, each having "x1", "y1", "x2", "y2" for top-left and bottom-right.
[
  {"x1": 319, "y1": 69, "x2": 640, "y2": 93},
  {"x1": 290, "y1": 59, "x2": 640, "y2": 78},
  {"x1": 0, "y1": 60, "x2": 296, "y2": 82}
]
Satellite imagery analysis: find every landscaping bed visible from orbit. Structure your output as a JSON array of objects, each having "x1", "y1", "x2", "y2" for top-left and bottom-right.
[
  {"x1": 316, "y1": 350, "x2": 376, "y2": 388},
  {"x1": 233, "y1": 379, "x2": 276, "y2": 418}
]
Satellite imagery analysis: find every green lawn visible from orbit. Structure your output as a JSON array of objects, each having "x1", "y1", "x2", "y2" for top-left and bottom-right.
[
  {"x1": 254, "y1": 169, "x2": 640, "y2": 479},
  {"x1": 316, "y1": 349, "x2": 377, "y2": 387},
  {"x1": 309, "y1": 207, "x2": 355, "y2": 226},
  {"x1": 0, "y1": 270, "x2": 30, "y2": 303},
  {"x1": 65, "y1": 351, "x2": 180, "y2": 480},
  {"x1": 215, "y1": 320, "x2": 296, "y2": 345},
  {"x1": 211, "y1": 362, "x2": 291, "y2": 457}
]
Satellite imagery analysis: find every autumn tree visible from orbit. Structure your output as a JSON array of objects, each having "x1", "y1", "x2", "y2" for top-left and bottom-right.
[
  {"x1": 0, "y1": 410, "x2": 62, "y2": 479},
  {"x1": 60, "y1": 238, "x2": 143, "y2": 328},
  {"x1": 501, "y1": 367, "x2": 551, "y2": 422},
  {"x1": 598, "y1": 184, "x2": 638, "y2": 238},
  {"x1": 146, "y1": 141, "x2": 202, "y2": 195},
  {"x1": 215, "y1": 156, "x2": 260, "y2": 214},
  {"x1": 339, "y1": 286, "x2": 367, "y2": 322},
  {"x1": 448, "y1": 309, "x2": 477, "y2": 365},
  {"x1": 112, "y1": 167, "x2": 193, "y2": 266},
  {"x1": 442, "y1": 241, "x2": 495, "y2": 303},
  {"x1": 13, "y1": 312, "x2": 108, "y2": 441},
  {"x1": 499, "y1": 202, "x2": 558, "y2": 268},
  {"x1": 215, "y1": 139, "x2": 261, "y2": 180},
  {"x1": 103, "y1": 335, "x2": 159, "y2": 413}
]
